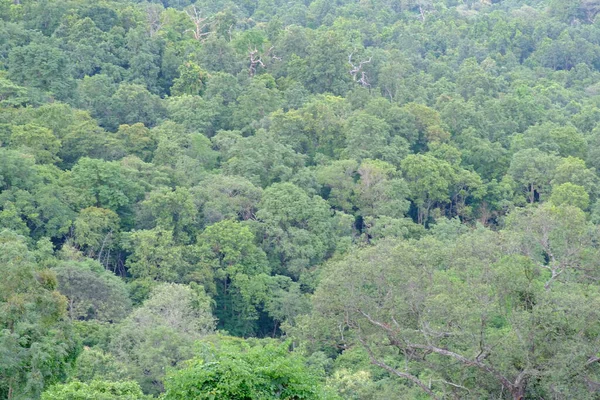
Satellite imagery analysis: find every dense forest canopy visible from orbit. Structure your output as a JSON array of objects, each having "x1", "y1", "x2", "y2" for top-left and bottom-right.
[{"x1": 3, "y1": 0, "x2": 600, "y2": 398}]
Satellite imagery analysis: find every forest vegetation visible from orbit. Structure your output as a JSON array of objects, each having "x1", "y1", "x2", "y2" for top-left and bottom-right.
[{"x1": 2, "y1": 0, "x2": 600, "y2": 398}]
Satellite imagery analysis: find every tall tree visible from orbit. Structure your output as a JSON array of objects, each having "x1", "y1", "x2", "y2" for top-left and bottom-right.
[{"x1": 0, "y1": 230, "x2": 79, "y2": 399}]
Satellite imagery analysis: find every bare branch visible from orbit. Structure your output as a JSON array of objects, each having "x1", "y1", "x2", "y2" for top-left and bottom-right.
[
  {"x1": 185, "y1": 5, "x2": 213, "y2": 42},
  {"x1": 348, "y1": 54, "x2": 372, "y2": 87},
  {"x1": 146, "y1": 4, "x2": 163, "y2": 37},
  {"x1": 248, "y1": 46, "x2": 280, "y2": 77}
]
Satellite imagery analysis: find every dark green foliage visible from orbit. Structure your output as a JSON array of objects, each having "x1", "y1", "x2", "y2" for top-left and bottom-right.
[
  {"x1": 8, "y1": 43, "x2": 75, "y2": 101},
  {"x1": 54, "y1": 260, "x2": 132, "y2": 322}
]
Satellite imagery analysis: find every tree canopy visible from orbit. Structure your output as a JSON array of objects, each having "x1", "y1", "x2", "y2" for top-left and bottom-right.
[{"x1": 2, "y1": 0, "x2": 600, "y2": 398}]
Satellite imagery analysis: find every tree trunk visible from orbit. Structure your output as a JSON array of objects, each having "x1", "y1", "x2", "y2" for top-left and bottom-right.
[
  {"x1": 529, "y1": 184, "x2": 535, "y2": 203},
  {"x1": 512, "y1": 386, "x2": 525, "y2": 400}
]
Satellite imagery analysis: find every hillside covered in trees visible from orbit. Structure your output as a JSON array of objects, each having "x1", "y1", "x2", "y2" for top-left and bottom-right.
[{"x1": 3, "y1": 0, "x2": 600, "y2": 398}]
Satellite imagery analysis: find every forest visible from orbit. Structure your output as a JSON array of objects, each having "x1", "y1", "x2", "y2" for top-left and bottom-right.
[{"x1": 2, "y1": 0, "x2": 600, "y2": 398}]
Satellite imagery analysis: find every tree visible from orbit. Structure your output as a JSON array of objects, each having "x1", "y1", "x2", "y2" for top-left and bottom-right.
[
  {"x1": 0, "y1": 149, "x2": 39, "y2": 191},
  {"x1": 403, "y1": 103, "x2": 449, "y2": 151},
  {"x1": 194, "y1": 219, "x2": 270, "y2": 336},
  {"x1": 74, "y1": 74, "x2": 119, "y2": 130},
  {"x1": 343, "y1": 112, "x2": 405, "y2": 164},
  {"x1": 74, "y1": 207, "x2": 120, "y2": 260},
  {"x1": 232, "y1": 74, "x2": 283, "y2": 132},
  {"x1": 316, "y1": 159, "x2": 359, "y2": 213},
  {"x1": 0, "y1": 76, "x2": 31, "y2": 107},
  {"x1": 60, "y1": 118, "x2": 121, "y2": 167},
  {"x1": 193, "y1": 174, "x2": 262, "y2": 225},
  {"x1": 505, "y1": 203, "x2": 598, "y2": 288},
  {"x1": 124, "y1": 228, "x2": 190, "y2": 282},
  {"x1": 305, "y1": 230, "x2": 600, "y2": 400},
  {"x1": 513, "y1": 123, "x2": 587, "y2": 159},
  {"x1": 70, "y1": 348, "x2": 128, "y2": 384},
  {"x1": 196, "y1": 35, "x2": 240, "y2": 74},
  {"x1": 54, "y1": 260, "x2": 131, "y2": 323},
  {"x1": 507, "y1": 149, "x2": 559, "y2": 204},
  {"x1": 112, "y1": 83, "x2": 166, "y2": 128},
  {"x1": 137, "y1": 186, "x2": 198, "y2": 244},
  {"x1": 10, "y1": 124, "x2": 61, "y2": 164},
  {"x1": 456, "y1": 58, "x2": 498, "y2": 100},
  {"x1": 171, "y1": 61, "x2": 208, "y2": 96},
  {"x1": 298, "y1": 94, "x2": 350, "y2": 158},
  {"x1": 8, "y1": 42, "x2": 75, "y2": 100},
  {"x1": 303, "y1": 30, "x2": 352, "y2": 95},
  {"x1": 257, "y1": 183, "x2": 350, "y2": 278},
  {"x1": 163, "y1": 337, "x2": 338, "y2": 400},
  {"x1": 400, "y1": 154, "x2": 455, "y2": 225},
  {"x1": 0, "y1": 183, "x2": 78, "y2": 241},
  {"x1": 110, "y1": 283, "x2": 215, "y2": 394},
  {"x1": 0, "y1": 230, "x2": 79, "y2": 399},
  {"x1": 42, "y1": 380, "x2": 150, "y2": 400},
  {"x1": 549, "y1": 182, "x2": 590, "y2": 210},
  {"x1": 116, "y1": 123, "x2": 158, "y2": 162},
  {"x1": 222, "y1": 130, "x2": 306, "y2": 188},
  {"x1": 165, "y1": 94, "x2": 220, "y2": 135},
  {"x1": 552, "y1": 156, "x2": 598, "y2": 197},
  {"x1": 354, "y1": 159, "x2": 411, "y2": 220},
  {"x1": 68, "y1": 157, "x2": 144, "y2": 214}
]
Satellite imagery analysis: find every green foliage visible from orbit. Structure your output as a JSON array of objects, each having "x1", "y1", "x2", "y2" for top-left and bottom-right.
[
  {"x1": 112, "y1": 84, "x2": 166, "y2": 128},
  {"x1": 549, "y1": 182, "x2": 590, "y2": 210},
  {"x1": 194, "y1": 219, "x2": 270, "y2": 335},
  {"x1": 42, "y1": 380, "x2": 150, "y2": 400},
  {"x1": 163, "y1": 337, "x2": 338, "y2": 400},
  {"x1": 0, "y1": 230, "x2": 79, "y2": 399},
  {"x1": 508, "y1": 149, "x2": 560, "y2": 204},
  {"x1": 302, "y1": 223, "x2": 600, "y2": 399},
  {"x1": 401, "y1": 153, "x2": 455, "y2": 224},
  {"x1": 257, "y1": 182, "x2": 347, "y2": 278},
  {"x1": 124, "y1": 228, "x2": 190, "y2": 282},
  {"x1": 110, "y1": 283, "x2": 215, "y2": 394},
  {"x1": 171, "y1": 61, "x2": 208, "y2": 96},
  {"x1": 6, "y1": 0, "x2": 600, "y2": 398},
  {"x1": 193, "y1": 174, "x2": 262, "y2": 225},
  {"x1": 221, "y1": 130, "x2": 306, "y2": 187},
  {"x1": 74, "y1": 207, "x2": 120, "y2": 258},
  {"x1": 10, "y1": 124, "x2": 61, "y2": 164},
  {"x1": 68, "y1": 157, "x2": 144, "y2": 214},
  {"x1": 54, "y1": 260, "x2": 131, "y2": 323},
  {"x1": 137, "y1": 186, "x2": 198, "y2": 243},
  {"x1": 8, "y1": 42, "x2": 75, "y2": 100}
]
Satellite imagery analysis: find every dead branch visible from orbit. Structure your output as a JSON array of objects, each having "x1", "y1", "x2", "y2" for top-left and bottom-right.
[
  {"x1": 248, "y1": 48, "x2": 265, "y2": 77},
  {"x1": 185, "y1": 5, "x2": 213, "y2": 42},
  {"x1": 349, "y1": 53, "x2": 372, "y2": 87},
  {"x1": 146, "y1": 4, "x2": 163, "y2": 38},
  {"x1": 248, "y1": 46, "x2": 280, "y2": 77}
]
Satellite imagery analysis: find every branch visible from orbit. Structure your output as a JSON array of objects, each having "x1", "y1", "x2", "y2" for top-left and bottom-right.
[
  {"x1": 430, "y1": 379, "x2": 470, "y2": 393},
  {"x1": 185, "y1": 5, "x2": 213, "y2": 42},
  {"x1": 348, "y1": 54, "x2": 372, "y2": 87},
  {"x1": 586, "y1": 356, "x2": 600, "y2": 367},
  {"x1": 358, "y1": 336, "x2": 441, "y2": 400},
  {"x1": 407, "y1": 343, "x2": 515, "y2": 392},
  {"x1": 357, "y1": 309, "x2": 396, "y2": 334},
  {"x1": 357, "y1": 308, "x2": 517, "y2": 393}
]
